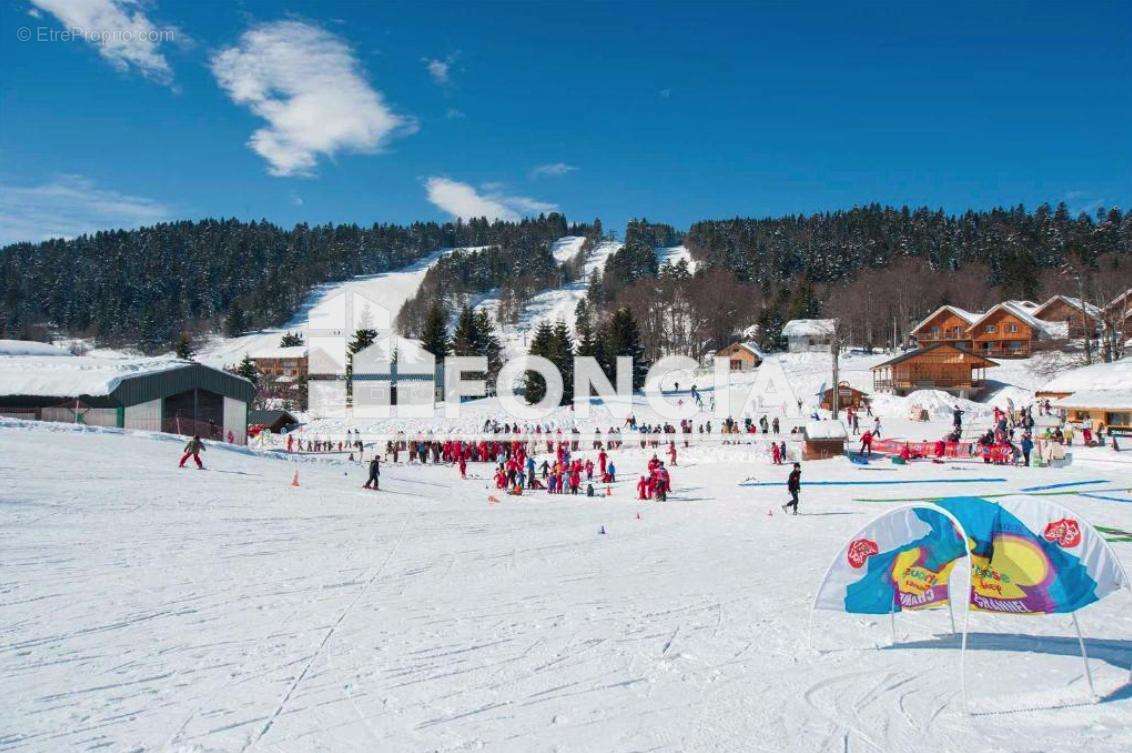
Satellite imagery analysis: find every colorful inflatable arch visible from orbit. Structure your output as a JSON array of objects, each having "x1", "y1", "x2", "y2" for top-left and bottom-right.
[{"x1": 810, "y1": 495, "x2": 1130, "y2": 708}]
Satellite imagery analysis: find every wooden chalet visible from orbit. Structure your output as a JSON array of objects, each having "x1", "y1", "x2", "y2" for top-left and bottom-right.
[
  {"x1": 1052, "y1": 392, "x2": 1132, "y2": 435},
  {"x1": 819, "y1": 381, "x2": 868, "y2": 411},
  {"x1": 871, "y1": 343, "x2": 997, "y2": 398},
  {"x1": 1032, "y1": 295, "x2": 1101, "y2": 339},
  {"x1": 1103, "y1": 288, "x2": 1132, "y2": 340},
  {"x1": 909, "y1": 305, "x2": 982, "y2": 349},
  {"x1": 716, "y1": 341, "x2": 764, "y2": 371},
  {"x1": 964, "y1": 301, "x2": 1066, "y2": 358},
  {"x1": 249, "y1": 346, "x2": 308, "y2": 379}
]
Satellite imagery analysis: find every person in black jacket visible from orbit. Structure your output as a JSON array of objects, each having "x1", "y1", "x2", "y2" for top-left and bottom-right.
[
  {"x1": 782, "y1": 463, "x2": 801, "y2": 515},
  {"x1": 364, "y1": 455, "x2": 380, "y2": 490}
]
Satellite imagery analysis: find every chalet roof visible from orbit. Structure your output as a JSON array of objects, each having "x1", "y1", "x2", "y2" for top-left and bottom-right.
[
  {"x1": 871, "y1": 342, "x2": 999, "y2": 370},
  {"x1": 1104, "y1": 288, "x2": 1132, "y2": 314},
  {"x1": 1032, "y1": 295, "x2": 1102, "y2": 320},
  {"x1": 910, "y1": 305, "x2": 983, "y2": 334},
  {"x1": 249, "y1": 409, "x2": 300, "y2": 426},
  {"x1": 717, "y1": 341, "x2": 765, "y2": 359},
  {"x1": 1052, "y1": 390, "x2": 1132, "y2": 411},
  {"x1": 782, "y1": 319, "x2": 836, "y2": 337},
  {"x1": 804, "y1": 420, "x2": 848, "y2": 440},
  {"x1": 965, "y1": 301, "x2": 1067, "y2": 339}
]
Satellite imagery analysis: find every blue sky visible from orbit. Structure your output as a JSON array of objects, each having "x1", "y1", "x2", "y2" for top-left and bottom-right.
[{"x1": 1, "y1": 0, "x2": 1130, "y2": 245}]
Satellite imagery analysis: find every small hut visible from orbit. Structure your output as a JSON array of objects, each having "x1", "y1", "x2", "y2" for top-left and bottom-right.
[
  {"x1": 819, "y1": 381, "x2": 868, "y2": 411},
  {"x1": 803, "y1": 420, "x2": 848, "y2": 460}
]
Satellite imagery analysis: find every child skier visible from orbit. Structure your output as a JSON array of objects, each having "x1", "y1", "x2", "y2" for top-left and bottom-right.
[{"x1": 179, "y1": 435, "x2": 206, "y2": 469}]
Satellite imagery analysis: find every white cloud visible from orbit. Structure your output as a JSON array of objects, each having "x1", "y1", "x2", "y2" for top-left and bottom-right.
[
  {"x1": 30, "y1": 0, "x2": 177, "y2": 85},
  {"x1": 530, "y1": 162, "x2": 578, "y2": 178},
  {"x1": 424, "y1": 57, "x2": 451, "y2": 85},
  {"x1": 445, "y1": 107, "x2": 466, "y2": 120},
  {"x1": 0, "y1": 175, "x2": 172, "y2": 246},
  {"x1": 425, "y1": 177, "x2": 557, "y2": 222},
  {"x1": 423, "y1": 53, "x2": 458, "y2": 86},
  {"x1": 211, "y1": 20, "x2": 416, "y2": 177}
]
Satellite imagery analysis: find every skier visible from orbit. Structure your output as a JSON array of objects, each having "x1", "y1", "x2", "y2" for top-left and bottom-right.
[
  {"x1": 363, "y1": 455, "x2": 381, "y2": 490},
  {"x1": 771, "y1": 441, "x2": 782, "y2": 465},
  {"x1": 860, "y1": 429, "x2": 874, "y2": 457},
  {"x1": 179, "y1": 435, "x2": 206, "y2": 469},
  {"x1": 782, "y1": 462, "x2": 801, "y2": 515},
  {"x1": 637, "y1": 475, "x2": 649, "y2": 500}
]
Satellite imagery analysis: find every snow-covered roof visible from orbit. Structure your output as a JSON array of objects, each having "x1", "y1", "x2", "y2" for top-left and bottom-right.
[
  {"x1": 782, "y1": 319, "x2": 836, "y2": 338},
  {"x1": 0, "y1": 339, "x2": 70, "y2": 357},
  {"x1": 910, "y1": 305, "x2": 983, "y2": 334},
  {"x1": 1052, "y1": 390, "x2": 1132, "y2": 411},
  {"x1": 966, "y1": 301, "x2": 1067, "y2": 339},
  {"x1": 0, "y1": 355, "x2": 187, "y2": 397},
  {"x1": 719, "y1": 341, "x2": 765, "y2": 359},
  {"x1": 804, "y1": 420, "x2": 848, "y2": 440},
  {"x1": 1038, "y1": 358, "x2": 1132, "y2": 395},
  {"x1": 1033, "y1": 295, "x2": 1102, "y2": 320},
  {"x1": 248, "y1": 346, "x2": 307, "y2": 359}
]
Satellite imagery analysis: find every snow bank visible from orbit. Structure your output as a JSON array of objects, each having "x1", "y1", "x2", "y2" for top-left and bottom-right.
[
  {"x1": 805, "y1": 419, "x2": 847, "y2": 439},
  {"x1": 1039, "y1": 358, "x2": 1132, "y2": 394},
  {"x1": 0, "y1": 339, "x2": 69, "y2": 356}
]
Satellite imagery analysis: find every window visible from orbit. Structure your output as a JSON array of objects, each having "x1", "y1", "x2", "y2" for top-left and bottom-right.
[
  {"x1": 929, "y1": 326, "x2": 940, "y2": 336},
  {"x1": 984, "y1": 324, "x2": 997, "y2": 334},
  {"x1": 1007, "y1": 341, "x2": 1022, "y2": 350},
  {"x1": 730, "y1": 359, "x2": 742, "y2": 371},
  {"x1": 1006, "y1": 323, "x2": 1019, "y2": 333}
]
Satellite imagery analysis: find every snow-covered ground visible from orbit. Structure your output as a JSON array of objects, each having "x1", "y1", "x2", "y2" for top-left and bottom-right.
[
  {"x1": 195, "y1": 247, "x2": 483, "y2": 369},
  {"x1": 3, "y1": 408, "x2": 1131, "y2": 752},
  {"x1": 655, "y1": 244, "x2": 697, "y2": 273}
]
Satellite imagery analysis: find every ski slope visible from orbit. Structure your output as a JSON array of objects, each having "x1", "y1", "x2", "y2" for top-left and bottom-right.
[
  {"x1": 3, "y1": 418, "x2": 1130, "y2": 752},
  {"x1": 196, "y1": 247, "x2": 482, "y2": 368},
  {"x1": 655, "y1": 244, "x2": 697, "y2": 273}
]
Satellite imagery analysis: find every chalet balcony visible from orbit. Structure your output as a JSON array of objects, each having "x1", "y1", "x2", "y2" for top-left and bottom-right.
[{"x1": 974, "y1": 341, "x2": 1031, "y2": 358}]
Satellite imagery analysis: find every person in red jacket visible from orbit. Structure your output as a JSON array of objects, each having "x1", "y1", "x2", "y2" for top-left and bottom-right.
[
  {"x1": 637, "y1": 475, "x2": 649, "y2": 500},
  {"x1": 667, "y1": 442, "x2": 677, "y2": 466},
  {"x1": 771, "y1": 441, "x2": 782, "y2": 465},
  {"x1": 584, "y1": 458, "x2": 594, "y2": 480},
  {"x1": 458, "y1": 455, "x2": 467, "y2": 478},
  {"x1": 598, "y1": 449, "x2": 608, "y2": 475},
  {"x1": 860, "y1": 430, "x2": 874, "y2": 457}
]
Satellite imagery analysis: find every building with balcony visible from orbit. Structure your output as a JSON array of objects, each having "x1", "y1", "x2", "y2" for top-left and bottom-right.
[{"x1": 871, "y1": 343, "x2": 998, "y2": 398}]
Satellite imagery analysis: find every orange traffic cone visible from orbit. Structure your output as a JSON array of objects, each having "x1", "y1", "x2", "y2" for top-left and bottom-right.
[
  {"x1": 291, "y1": 469, "x2": 300, "y2": 487},
  {"x1": 605, "y1": 486, "x2": 612, "y2": 497}
]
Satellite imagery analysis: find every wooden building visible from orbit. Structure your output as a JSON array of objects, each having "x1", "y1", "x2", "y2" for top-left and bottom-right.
[
  {"x1": 819, "y1": 381, "x2": 868, "y2": 411},
  {"x1": 909, "y1": 305, "x2": 982, "y2": 349},
  {"x1": 249, "y1": 346, "x2": 308, "y2": 379},
  {"x1": 1051, "y1": 392, "x2": 1132, "y2": 435},
  {"x1": 871, "y1": 343, "x2": 997, "y2": 398},
  {"x1": 715, "y1": 341, "x2": 763, "y2": 371},
  {"x1": 782, "y1": 319, "x2": 836, "y2": 352},
  {"x1": 964, "y1": 301, "x2": 1066, "y2": 358},
  {"x1": 1032, "y1": 295, "x2": 1101, "y2": 339},
  {"x1": 802, "y1": 420, "x2": 848, "y2": 460}
]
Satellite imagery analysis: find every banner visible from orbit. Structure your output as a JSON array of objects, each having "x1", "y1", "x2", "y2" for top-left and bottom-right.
[
  {"x1": 815, "y1": 496, "x2": 1127, "y2": 617},
  {"x1": 814, "y1": 505, "x2": 967, "y2": 614},
  {"x1": 936, "y1": 496, "x2": 1126, "y2": 615}
]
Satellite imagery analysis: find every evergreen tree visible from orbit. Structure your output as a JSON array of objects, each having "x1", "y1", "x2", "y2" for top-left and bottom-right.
[
  {"x1": 474, "y1": 309, "x2": 503, "y2": 391},
  {"x1": 574, "y1": 300, "x2": 597, "y2": 358},
  {"x1": 450, "y1": 306, "x2": 479, "y2": 356},
  {"x1": 224, "y1": 303, "x2": 246, "y2": 338},
  {"x1": 601, "y1": 307, "x2": 648, "y2": 390},
  {"x1": 279, "y1": 331, "x2": 304, "y2": 347},
  {"x1": 549, "y1": 320, "x2": 575, "y2": 404},
  {"x1": 236, "y1": 354, "x2": 258, "y2": 386},
  {"x1": 524, "y1": 321, "x2": 555, "y2": 404},
  {"x1": 175, "y1": 331, "x2": 194, "y2": 360},
  {"x1": 420, "y1": 301, "x2": 450, "y2": 360},
  {"x1": 346, "y1": 327, "x2": 378, "y2": 401}
]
